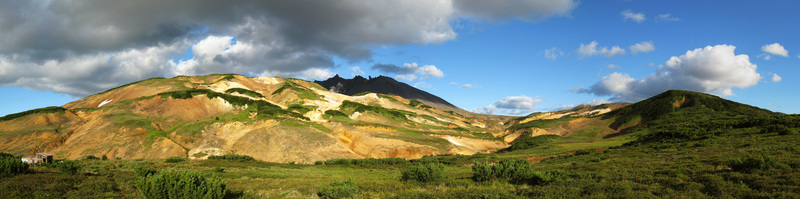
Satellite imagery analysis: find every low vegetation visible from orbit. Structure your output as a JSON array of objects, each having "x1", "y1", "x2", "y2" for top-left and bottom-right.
[
  {"x1": 135, "y1": 169, "x2": 226, "y2": 199},
  {"x1": 0, "y1": 155, "x2": 28, "y2": 178},
  {"x1": 224, "y1": 88, "x2": 264, "y2": 98},
  {"x1": 0, "y1": 106, "x2": 67, "y2": 122}
]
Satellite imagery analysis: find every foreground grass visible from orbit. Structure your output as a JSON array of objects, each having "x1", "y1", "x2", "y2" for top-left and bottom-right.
[{"x1": 2, "y1": 120, "x2": 799, "y2": 198}]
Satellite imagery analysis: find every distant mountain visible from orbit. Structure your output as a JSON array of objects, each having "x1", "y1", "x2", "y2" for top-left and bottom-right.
[{"x1": 315, "y1": 75, "x2": 456, "y2": 107}]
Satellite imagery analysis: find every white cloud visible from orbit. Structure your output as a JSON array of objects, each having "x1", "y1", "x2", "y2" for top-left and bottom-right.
[
  {"x1": 495, "y1": 95, "x2": 544, "y2": 109},
  {"x1": 350, "y1": 66, "x2": 365, "y2": 76},
  {"x1": 472, "y1": 95, "x2": 545, "y2": 115},
  {"x1": 577, "y1": 41, "x2": 625, "y2": 58},
  {"x1": 396, "y1": 74, "x2": 419, "y2": 81},
  {"x1": 656, "y1": 14, "x2": 680, "y2": 23},
  {"x1": 544, "y1": 47, "x2": 564, "y2": 60},
  {"x1": 413, "y1": 81, "x2": 431, "y2": 88},
  {"x1": 577, "y1": 45, "x2": 762, "y2": 101},
  {"x1": 630, "y1": 41, "x2": 655, "y2": 54},
  {"x1": 762, "y1": 43, "x2": 789, "y2": 57},
  {"x1": 606, "y1": 64, "x2": 622, "y2": 70},
  {"x1": 450, "y1": 82, "x2": 480, "y2": 88},
  {"x1": 621, "y1": 10, "x2": 645, "y2": 23},
  {"x1": 300, "y1": 68, "x2": 334, "y2": 80},
  {"x1": 772, "y1": 74, "x2": 782, "y2": 82},
  {"x1": 0, "y1": 1, "x2": 577, "y2": 97},
  {"x1": 372, "y1": 62, "x2": 444, "y2": 81}
]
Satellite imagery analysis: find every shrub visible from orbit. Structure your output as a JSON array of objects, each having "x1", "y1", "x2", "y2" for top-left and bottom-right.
[
  {"x1": 213, "y1": 167, "x2": 225, "y2": 173},
  {"x1": 401, "y1": 163, "x2": 445, "y2": 183},
  {"x1": 526, "y1": 169, "x2": 567, "y2": 185},
  {"x1": 134, "y1": 165, "x2": 158, "y2": 177},
  {"x1": 314, "y1": 161, "x2": 324, "y2": 165},
  {"x1": 165, "y1": 157, "x2": 185, "y2": 163},
  {"x1": 135, "y1": 170, "x2": 226, "y2": 199},
  {"x1": 0, "y1": 156, "x2": 29, "y2": 177},
  {"x1": 56, "y1": 160, "x2": 82, "y2": 175},
  {"x1": 729, "y1": 154, "x2": 780, "y2": 172},
  {"x1": 574, "y1": 150, "x2": 592, "y2": 156},
  {"x1": 101, "y1": 155, "x2": 108, "y2": 160},
  {"x1": 471, "y1": 162, "x2": 494, "y2": 182},
  {"x1": 472, "y1": 159, "x2": 531, "y2": 182},
  {"x1": 84, "y1": 155, "x2": 100, "y2": 160},
  {"x1": 207, "y1": 154, "x2": 254, "y2": 162},
  {"x1": 317, "y1": 179, "x2": 359, "y2": 199}
]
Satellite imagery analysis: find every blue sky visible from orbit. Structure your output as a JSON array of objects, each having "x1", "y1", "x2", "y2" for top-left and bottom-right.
[{"x1": 1, "y1": 0, "x2": 798, "y2": 116}]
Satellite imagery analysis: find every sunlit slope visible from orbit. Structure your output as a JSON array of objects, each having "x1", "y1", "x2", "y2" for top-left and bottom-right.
[{"x1": 0, "y1": 74, "x2": 508, "y2": 163}]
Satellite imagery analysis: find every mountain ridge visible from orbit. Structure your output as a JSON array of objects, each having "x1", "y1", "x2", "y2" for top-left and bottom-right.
[{"x1": 315, "y1": 75, "x2": 456, "y2": 107}]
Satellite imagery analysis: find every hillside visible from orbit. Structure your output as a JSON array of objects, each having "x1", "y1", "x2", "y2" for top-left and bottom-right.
[
  {"x1": 0, "y1": 74, "x2": 509, "y2": 163},
  {"x1": 3, "y1": 89, "x2": 798, "y2": 198}
]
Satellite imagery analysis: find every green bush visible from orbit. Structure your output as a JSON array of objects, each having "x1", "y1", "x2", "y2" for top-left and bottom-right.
[
  {"x1": 56, "y1": 160, "x2": 82, "y2": 175},
  {"x1": 472, "y1": 159, "x2": 531, "y2": 182},
  {"x1": 135, "y1": 170, "x2": 226, "y2": 199},
  {"x1": 314, "y1": 161, "x2": 324, "y2": 165},
  {"x1": 207, "y1": 154, "x2": 254, "y2": 162},
  {"x1": 134, "y1": 165, "x2": 158, "y2": 177},
  {"x1": 101, "y1": 155, "x2": 108, "y2": 160},
  {"x1": 317, "y1": 179, "x2": 359, "y2": 199},
  {"x1": 84, "y1": 155, "x2": 100, "y2": 160},
  {"x1": 213, "y1": 167, "x2": 224, "y2": 173},
  {"x1": 471, "y1": 162, "x2": 494, "y2": 181},
  {"x1": 401, "y1": 163, "x2": 445, "y2": 183},
  {"x1": 325, "y1": 158, "x2": 407, "y2": 166},
  {"x1": 526, "y1": 169, "x2": 567, "y2": 185},
  {"x1": 165, "y1": 157, "x2": 185, "y2": 163},
  {"x1": 729, "y1": 154, "x2": 780, "y2": 172},
  {"x1": 0, "y1": 156, "x2": 29, "y2": 177}
]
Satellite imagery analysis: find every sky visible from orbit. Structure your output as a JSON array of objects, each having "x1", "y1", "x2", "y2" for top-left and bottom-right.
[{"x1": 1, "y1": 0, "x2": 798, "y2": 116}]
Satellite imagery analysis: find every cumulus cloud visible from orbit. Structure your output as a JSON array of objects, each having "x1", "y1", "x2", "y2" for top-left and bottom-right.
[
  {"x1": 762, "y1": 43, "x2": 789, "y2": 57},
  {"x1": 472, "y1": 95, "x2": 544, "y2": 115},
  {"x1": 454, "y1": 0, "x2": 578, "y2": 22},
  {"x1": 371, "y1": 63, "x2": 444, "y2": 81},
  {"x1": 772, "y1": 74, "x2": 782, "y2": 82},
  {"x1": 656, "y1": 14, "x2": 680, "y2": 23},
  {"x1": 576, "y1": 45, "x2": 762, "y2": 101},
  {"x1": 621, "y1": 10, "x2": 645, "y2": 23},
  {"x1": 630, "y1": 41, "x2": 655, "y2": 54},
  {"x1": 460, "y1": 84, "x2": 474, "y2": 88},
  {"x1": 577, "y1": 41, "x2": 625, "y2": 58},
  {"x1": 544, "y1": 47, "x2": 564, "y2": 60},
  {"x1": 0, "y1": 1, "x2": 577, "y2": 97}
]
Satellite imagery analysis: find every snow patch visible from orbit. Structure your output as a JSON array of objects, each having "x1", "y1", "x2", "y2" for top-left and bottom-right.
[{"x1": 98, "y1": 99, "x2": 113, "y2": 107}]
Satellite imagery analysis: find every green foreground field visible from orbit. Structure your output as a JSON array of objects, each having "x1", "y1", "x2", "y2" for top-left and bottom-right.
[{"x1": 3, "y1": 123, "x2": 800, "y2": 198}]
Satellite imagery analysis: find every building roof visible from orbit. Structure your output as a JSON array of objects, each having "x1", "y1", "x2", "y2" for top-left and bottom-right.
[
  {"x1": 36, "y1": 152, "x2": 52, "y2": 156},
  {"x1": 22, "y1": 155, "x2": 37, "y2": 158}
]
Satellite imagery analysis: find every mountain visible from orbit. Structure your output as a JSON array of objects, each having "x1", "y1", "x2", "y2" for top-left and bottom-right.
[
  {"x1": 0, "y1": 74, "x2": 509, "y2": 163},
  {"x1": 315, "y1": 75, "x2": 456, "y2": 107}
]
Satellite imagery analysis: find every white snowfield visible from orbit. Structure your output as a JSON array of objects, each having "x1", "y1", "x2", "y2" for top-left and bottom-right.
[{"x1": 98, "y1": 99, "x2": 113, "y2": 107}]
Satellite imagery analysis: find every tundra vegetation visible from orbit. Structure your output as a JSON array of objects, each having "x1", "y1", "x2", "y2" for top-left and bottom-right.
[{"x1": 1, "y1": 85, "x2": 800, "y2": 198}]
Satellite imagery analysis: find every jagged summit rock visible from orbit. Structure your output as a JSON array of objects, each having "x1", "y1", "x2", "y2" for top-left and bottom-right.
[{"x1": 315, "y1": 75, "x2": 455, "y2": 107}]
